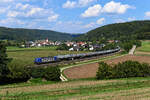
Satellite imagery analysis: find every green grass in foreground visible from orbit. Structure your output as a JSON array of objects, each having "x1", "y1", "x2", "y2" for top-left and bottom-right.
[
  {"x1": 137, "y1": 41, "x2": 150, "y2": 52},
  {"x1": 1, "y1": 77, "x2": 150, "y2": 100}
]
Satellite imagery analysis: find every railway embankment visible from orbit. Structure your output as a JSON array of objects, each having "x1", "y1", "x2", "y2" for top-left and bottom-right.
[{"x1": 61, "y1": 45, "x2": 142, "y2": 80}]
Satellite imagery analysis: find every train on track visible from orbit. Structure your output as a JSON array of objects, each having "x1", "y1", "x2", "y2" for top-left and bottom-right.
[{"x1": 34, "y1": 47, "x2": 120, "y2": 64}]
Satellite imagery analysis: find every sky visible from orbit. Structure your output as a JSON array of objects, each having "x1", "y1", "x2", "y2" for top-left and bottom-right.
[{"x1": 0, "y1": 0, "x2": 150, "y2": 33}]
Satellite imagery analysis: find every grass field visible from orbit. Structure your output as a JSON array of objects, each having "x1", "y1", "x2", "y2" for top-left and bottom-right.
[
  {"x1": 1, "y1": 77, "x2": 150, "y2": 100},
  {"x1": 137, "y1": 41, "x2": 150, "y2": 52},
  {"x1": 7, "y1": 46, "x2": 57, "y2": 52},
  {"x1": 7, "y1": 46, "x2": 88, "y2": 66},
  {"x1": 3, "y1": 42, "x2": 150, "y2": 100}
]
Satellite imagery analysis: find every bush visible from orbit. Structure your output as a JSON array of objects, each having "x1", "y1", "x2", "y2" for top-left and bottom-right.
[
  {"x1": 0, "y1": 62, "x2": 61, "y2": 84},
  {"x1": 30, "y1": 67, "x2": 45, "y2": 78},
  {"x1": 120, "y1": 42, "x2": 132, "y2": 52},
  {"x1": 29, "y1": 66, "x2": 61, "y2": 81},
  {"x1": 96, "y1": 62, "x2": 113, "y2": 79},
  {"x1": 44, "y1": 66, "x2": 61, "y2": 81},
  {"x1": 8, "y1": 63, "x2": 31, "y2": 83},
  {"x1": 113, "y1": 61, "x2": 142, "y2": 78},
  {"x1": 138, "y1": 63, "x2": 150, "y2": 77},
  {"x1": 56, "y1": 43, "x2": 70, "y2": 50},
  {"x1": 133, "y1": 40, "x2": 142, "y2": 47},
  {"x1": 96, "y1": 60, "x2": 150, "y2": 80},
  {"x1": 120, "y1": 40, "x2": 142, "y2": 52}
]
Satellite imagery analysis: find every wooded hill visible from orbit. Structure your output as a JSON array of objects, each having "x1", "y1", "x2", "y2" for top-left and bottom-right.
[
  {"x1": 0, "y1": 27, "x2": 74, "y2": 41},
  {"x1": 75, "y1": 20, "x2": 150, "y2": 42}
]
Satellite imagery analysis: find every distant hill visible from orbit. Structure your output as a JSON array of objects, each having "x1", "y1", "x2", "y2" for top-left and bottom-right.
[
  {"x1": 75, "y1": 20, "x2": 150, "y2": 41},
  {"x1": 0, "y1": 27, "x2": 75, "y2": 41}
]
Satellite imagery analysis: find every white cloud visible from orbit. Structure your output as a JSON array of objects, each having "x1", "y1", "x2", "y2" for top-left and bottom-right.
[
  {"x1": 0, "y1": 18, "x2": 24, "y2": 25},
  {"x1": 7, "y1": 11, "x2": 19, "y2": 17},
  {"x1": 6, "y1": 3, "x2": 59, "y2": 22},
  {"x1": 81, "y1": 1, "x2": 134, "y2": 18},
  {"x1": 128, "y1": 17, "x2": 136, "y2": 21},
  {"x1": 62, "y1": 0, "x2": 95, "y2": 8},
  {"x1": 84, "y1": 22, "x2": 95, "y2": 28},
  {"x1": 97, "y1": 18, "x2": 105, "y2": 25},
  {"x1": 26, "y1": 7, "x2": 44, "y2": 17},
  {"x1": 83, "y1": 18, "x2": 105, "y2": 29},
  {"x1": 0, "y1": 0, "x2": 60, "y2": 30},
  {"x1": 115, "y1": 19, "x2": 125, "y2": 23},
  {"x1": 16, "y1": 3, "x2": 30, "y2": 10},
  {"x1": 0, "y1": 0, "x2": 13, "y2": 3},
  {"x1": 81, "y1": 4, "x2": 102, "y2": 18},
  {"x1": 62, "y1": 1, "x2": 76, "y2": 8},
  {"x1": 145, "y1": 12, "x2": 150, "y2": 18},
  {"x1": 48, "y1": 14, "x2": 59, "y2": 22},
  {"x1": 102, "y1": 1, "x2": 133, "y2": 14},
  {"x1": 78, "y1": 0, "x2": 95, "y2": 7}
]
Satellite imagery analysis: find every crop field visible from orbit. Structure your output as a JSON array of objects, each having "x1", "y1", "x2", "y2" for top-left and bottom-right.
[
  {"x1": 1, "y1": 77, "x2": 150, "y2": 100},
  {"x1": 64, "y1": 41, "x2": 150, "y2": 79},
  {"x1": 7, "y1": 46, "x2": 88, "y2": 67},
  {"x1": 64, "y1": 55, "x2": 150, "y2": 79}
]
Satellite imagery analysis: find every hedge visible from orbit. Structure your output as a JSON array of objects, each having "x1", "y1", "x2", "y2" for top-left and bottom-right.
[{"x1": 96, "y1": 60, "x2": 150, "y2": 80}]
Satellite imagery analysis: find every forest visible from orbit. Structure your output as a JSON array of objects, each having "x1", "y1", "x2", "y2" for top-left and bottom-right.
[
  {"x1": 75, "y1": 20, "x2": 150, "y2": 42},
  {"x1": 0, "y1": 27, "x2": 74, "y2": 41}
]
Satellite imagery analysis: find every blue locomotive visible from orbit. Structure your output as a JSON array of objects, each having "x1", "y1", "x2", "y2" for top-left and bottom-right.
[{"x1": 34, "y1": 47, "x2": 120, "y2": 64}]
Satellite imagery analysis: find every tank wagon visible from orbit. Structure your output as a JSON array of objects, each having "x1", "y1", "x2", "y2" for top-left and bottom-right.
[{"x1": 34, "y1": 47, "x2": 120, "y2": 64}]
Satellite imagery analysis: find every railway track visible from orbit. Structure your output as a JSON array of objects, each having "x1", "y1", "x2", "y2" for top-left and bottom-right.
[{"x1": 33, "y1": 51, "x2": 121, "y2": 67}]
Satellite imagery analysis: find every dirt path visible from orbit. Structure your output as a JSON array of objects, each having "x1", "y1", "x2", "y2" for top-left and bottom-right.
[
  {"x1": 135, "y1": 51, "x2": 150, "y2": 55},
  {"x1": 129, "y1": 45, "x2": 136, "y2": 55},
  {"x1": 64, "y1": 55, "x2": 150, "y2": 79}
]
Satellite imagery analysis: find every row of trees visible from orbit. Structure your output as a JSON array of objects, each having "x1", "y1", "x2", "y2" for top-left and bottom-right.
[
  {"x1": 96, "y1": 61, "x2": 150, "y2": 80},
  {"x1": 120, "y1": 40, "x2": 141, "y2": 52},
  {"x1": 0, "y1": 41, "x2": 61, "y2": 84},
  {"x1": 94, "y1": 39, "x2": 141, "y2": 52}
]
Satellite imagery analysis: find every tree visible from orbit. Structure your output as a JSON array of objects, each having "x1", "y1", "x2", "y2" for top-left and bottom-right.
[
  {"x1": 96, "y1": 60, "x2": 150, "y2": 80},
  {"x1": 0, "y1": 41, "x2": 10, "y2": 83},
  {"x1": 56, "y1": 43, "x2": 70, "y2": 50},
  {"x1": 44, "y1": 66, "x2": 61, "y2": 81},
  {"x1": 96, "y1": 62, "x2": 113, "y2": 79},
  {"x1": 120, "y1": 42, "x2": 132, "y2": 52}
]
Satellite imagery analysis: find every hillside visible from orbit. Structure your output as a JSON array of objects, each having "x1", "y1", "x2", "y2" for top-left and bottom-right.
[
  {"x1": 76, "y1": 20, "x2": 150, "y2": 41},
  {"x1": 0, "y1": 27, "x2": 74, "y2": 41},
  {"x1": 1, "y1": 77, "x2": 150, "y2": 100}
]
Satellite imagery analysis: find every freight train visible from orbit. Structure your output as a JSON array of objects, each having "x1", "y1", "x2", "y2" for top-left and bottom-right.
[{"x1": 34, "y1": 47, "x2": 120, "y2": 64}]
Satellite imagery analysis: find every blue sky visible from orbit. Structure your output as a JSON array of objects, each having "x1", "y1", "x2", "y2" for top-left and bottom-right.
[{"x1": 0, "y1": 0, "x2": 150, "y2": 33}]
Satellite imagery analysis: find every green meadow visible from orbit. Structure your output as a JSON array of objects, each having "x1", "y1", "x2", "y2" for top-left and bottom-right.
[
  {"x1": 1, "y1": 77, "x2": 150, "y2": 100},
  {"x1": 137, "y1": 41, "x2": 150, "y2": 52},
  {"x1": 7, "y1": 46, "x2": 88, "y2": 67}
]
